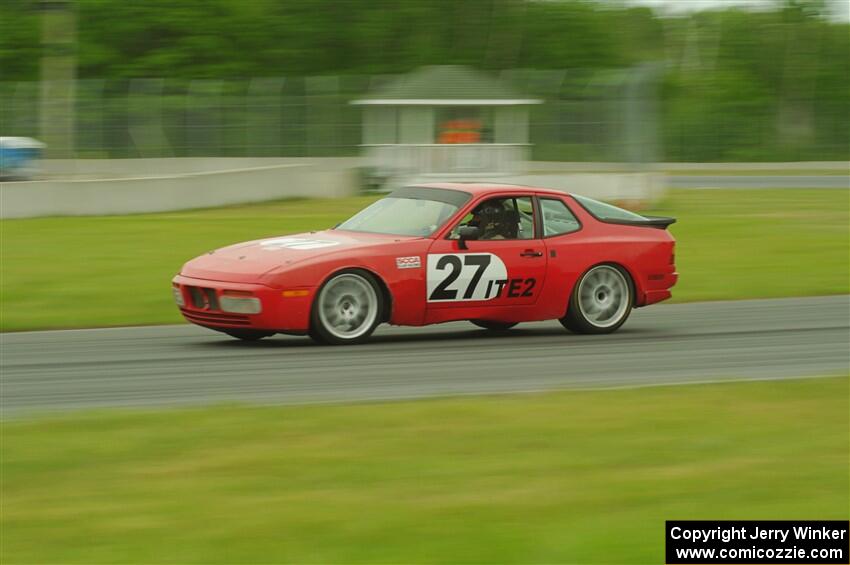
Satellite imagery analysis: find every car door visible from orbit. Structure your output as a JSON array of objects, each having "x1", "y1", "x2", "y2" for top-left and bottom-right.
[{"x1": 425, "y1": 195, "x2": 547, "y2": 309}]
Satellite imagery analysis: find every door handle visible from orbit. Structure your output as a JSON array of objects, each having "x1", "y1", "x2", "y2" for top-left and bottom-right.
[{"x1": 520, "y1": 249, "x2": 543, "y2": 258}]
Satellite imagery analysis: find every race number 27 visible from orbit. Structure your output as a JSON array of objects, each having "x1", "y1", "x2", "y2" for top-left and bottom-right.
[
  {"x1": 429, "y1": 254, "x2": 491, "y2": 300},
  {"x1": 426, "y1": 253, "x2": 533, "y2": 302}
]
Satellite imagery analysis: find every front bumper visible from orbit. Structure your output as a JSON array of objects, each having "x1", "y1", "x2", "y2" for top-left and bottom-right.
[{"x1": 172, "y1": 274, "x2": 314, "y2": 333}]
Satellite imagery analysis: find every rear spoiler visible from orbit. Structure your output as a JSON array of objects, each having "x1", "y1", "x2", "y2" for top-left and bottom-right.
[
  {"x1": 638, "y1": 215, "x2": 677, "y2": 229},
  {"x1": 601, "y1": 215, "x2": 677, "y2": 229}
]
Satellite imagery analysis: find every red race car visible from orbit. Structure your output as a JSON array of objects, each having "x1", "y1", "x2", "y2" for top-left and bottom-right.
[{"x1": 173, "y1": 184, "x2": 677, "y2": 344}]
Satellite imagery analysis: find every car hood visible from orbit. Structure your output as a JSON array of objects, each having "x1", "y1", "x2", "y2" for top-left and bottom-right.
[{"x1": 180, "y1": 230, "x2": 417, "y2": 284}]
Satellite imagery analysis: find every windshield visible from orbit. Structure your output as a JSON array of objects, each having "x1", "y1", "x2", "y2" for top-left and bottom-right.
[{"x1": 336, "y1": 187, "x2": 469, "y2": 237}]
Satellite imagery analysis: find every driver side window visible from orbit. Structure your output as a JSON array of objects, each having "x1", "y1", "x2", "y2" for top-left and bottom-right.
[{"x1": 449, "y1": 196, "x2": 536, "y2": 240}]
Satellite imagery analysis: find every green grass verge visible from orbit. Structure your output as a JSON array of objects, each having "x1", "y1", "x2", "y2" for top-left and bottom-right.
[
  {"x1": 0, "y1": 197, "x2": 378, "y2": 330},
  {"x1": 2, "y1": 377, "x2": 847, "y2": 564},
  {"x1": 649, "y1": 189, "x2": 848, "y2": 302},
  {"x1": 665, "y1": 169, "x2": 849, "y2": 176},
  {"x1": 1, "y1": 189, "x2": 847, "y2": 330}
]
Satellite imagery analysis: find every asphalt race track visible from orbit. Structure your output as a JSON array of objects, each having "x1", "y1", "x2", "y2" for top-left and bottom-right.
[{"x1": 2, "y1": 296, "x2": 848, "y2": 416}]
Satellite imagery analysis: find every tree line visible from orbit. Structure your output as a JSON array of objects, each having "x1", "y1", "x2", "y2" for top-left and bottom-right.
[{"x1": 1, "y1": 0, "x2": 847, "y2": 161}]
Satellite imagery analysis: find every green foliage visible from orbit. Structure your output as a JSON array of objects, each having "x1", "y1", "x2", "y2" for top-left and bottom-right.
[
  {"x1": 0, "y1": 0, "x2": 847, "y2": 160},
  {"x1": 2, "y1": 377, "x2": 847, "y2": 563},
  {"x1": 659, "y1": 5, "x2": 850, "y2": 160},
  {"x1": 662, "y1": 70, "x2": 775, "y2": 161},
  {"x1": 0, "y1": 0, "x2": 619, "y2": 79},
  {"x1": 0, "y1": 0, "x2": 39, "y2": 81},
  {"x1": 71, "y1": 0, "x2": 654, "y2": 77}
]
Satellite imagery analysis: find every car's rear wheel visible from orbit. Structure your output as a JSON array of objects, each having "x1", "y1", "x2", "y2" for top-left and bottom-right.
[
  {"x1": 471, "y1": 320, "x2": 518, "y2": 331},
  {"x1": 223, "y1": 329, "x2": 275, "y2": 341},
  {"x1": 310, "y1": 270, "x2": 383, "y2": 345},
  {"x1": 560, "y1": 264, "x2": 633, "y2": 334}
]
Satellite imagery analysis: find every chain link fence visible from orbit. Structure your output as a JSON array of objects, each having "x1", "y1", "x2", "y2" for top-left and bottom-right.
[{"x1": 1, "y1": 67, "x2": 663, "y2": 163}]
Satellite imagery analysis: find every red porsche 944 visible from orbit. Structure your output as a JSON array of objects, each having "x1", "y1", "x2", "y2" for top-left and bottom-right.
[{"x1": 173, "y1": 184, "x2": 677, "y2": 344}]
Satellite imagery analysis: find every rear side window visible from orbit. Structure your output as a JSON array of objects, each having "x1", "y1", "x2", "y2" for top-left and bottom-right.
[
  {"x1": 540, "y1": 198, "x2": 581, "y2": 237},
  {"x1": 572, "y1": 194, "x2": 647, "y2": 222}
]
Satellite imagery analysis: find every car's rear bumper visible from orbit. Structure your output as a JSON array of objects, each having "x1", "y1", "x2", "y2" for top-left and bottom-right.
[
  {"x1": 641, "y1": 270, "x2": 678, "y2": 306},
  {"x1": 172, "y1": 274, "x2": 314, "y2": 333}
]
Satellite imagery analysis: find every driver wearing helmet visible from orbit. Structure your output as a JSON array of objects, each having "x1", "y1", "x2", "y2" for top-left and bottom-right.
[{"x1": 469, "y1": 201, "x2": 515, "y2": 240}]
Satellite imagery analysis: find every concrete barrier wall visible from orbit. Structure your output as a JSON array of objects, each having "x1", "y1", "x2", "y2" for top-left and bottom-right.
[
  {"x1": 1, "y1": 160, "x2": 359, "y2": 219},
  {"x1": 36, "y1": 157, "x2": 363, "y2": 178},
  {"x1": 7, "y1": 157, "x2": 835, "y2": 219},
  {"x1": 399, "y1": 172, "x2": 666, "y2": 203},
  {"x1": 493, "y1": 173, "x2": 667, "y2": 202}
]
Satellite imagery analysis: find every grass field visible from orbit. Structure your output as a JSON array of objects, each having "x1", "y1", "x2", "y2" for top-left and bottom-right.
[
  {"x1": 647, "y1": 189, "x2": 848, "y2": 302},
  {"x1": 2, "y1": 377, "x2": 847, "y2": 563},
  {"x1": 1, "y1": 189, "x2": 848, "y2": 330},
  {"x1": 665, "y1": 168, "x2": 849, "y2": 176}
]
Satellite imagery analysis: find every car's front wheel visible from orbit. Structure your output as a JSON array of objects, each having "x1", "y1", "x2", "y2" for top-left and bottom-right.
[
  {"x1": 310, "y1": 270, "x2": 383, "y2": 345},
  {"x1": 560, "y1": 264, "x2": 633, "y2": 334}
]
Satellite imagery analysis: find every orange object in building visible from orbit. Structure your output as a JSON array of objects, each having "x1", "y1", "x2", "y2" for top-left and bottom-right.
[{"x1": 439, "y1": 119, "x2": 482, "y2": 144}]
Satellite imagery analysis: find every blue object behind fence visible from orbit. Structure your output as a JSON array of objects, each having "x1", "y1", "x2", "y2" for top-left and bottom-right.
[{"x1": 0, "y1": 137, "x2": 45, "y2": 180}]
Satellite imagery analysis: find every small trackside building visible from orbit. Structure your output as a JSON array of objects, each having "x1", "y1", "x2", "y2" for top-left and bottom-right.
[{"x1": 351, "y1": 65, "x2": 541, "y2": 179}]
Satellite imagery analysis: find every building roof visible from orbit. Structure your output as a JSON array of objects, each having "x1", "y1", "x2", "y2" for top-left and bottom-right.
[{"x1": 352, "y1": 65, "x2": 541, "y2": 106}]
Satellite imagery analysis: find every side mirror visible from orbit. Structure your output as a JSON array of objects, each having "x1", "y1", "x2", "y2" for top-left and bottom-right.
[{"x1": 458, "y1": 225, "x2": 480, "y2": 250}]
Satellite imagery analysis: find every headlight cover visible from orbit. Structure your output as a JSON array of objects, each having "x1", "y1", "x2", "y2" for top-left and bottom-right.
[{"x1": 172, "y1": 286, "x2": 185, "y2": 307}]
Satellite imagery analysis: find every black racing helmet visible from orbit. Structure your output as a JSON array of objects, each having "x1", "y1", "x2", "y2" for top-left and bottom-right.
[{"x1": 473, "y1": 201, "x2": 517, "y2": 238}]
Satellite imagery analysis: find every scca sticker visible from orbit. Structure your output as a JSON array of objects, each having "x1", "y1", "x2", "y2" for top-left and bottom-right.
[
  {"x1": 395, "y1": 256, "x2": 421, "y2": 269},
  {"x1": 260, "y1": 237, "x2": 340, "y2": 251},
  {"x1": 427, "y1": 253, "x2": 536, "y2": 302}
]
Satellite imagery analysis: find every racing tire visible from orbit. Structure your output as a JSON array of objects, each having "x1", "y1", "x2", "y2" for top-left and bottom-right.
[
  {"x1": 560, "y1": 264, "x2": 633, "y2": 335},
  {"x1": 471, "y1": 320, "x2": 518, "y2": 331},
  {"x1": 310, "y1": 270, "x2": 384, "y2": 345},
  {"x1": 223, "y1": 329, "x2": 275, "y2": 341}
]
